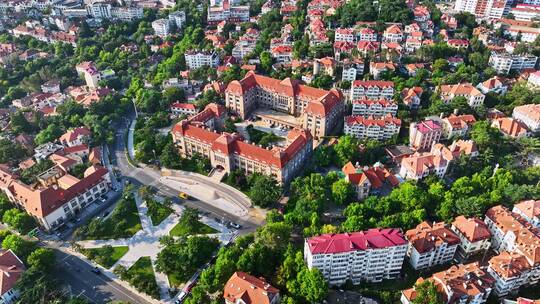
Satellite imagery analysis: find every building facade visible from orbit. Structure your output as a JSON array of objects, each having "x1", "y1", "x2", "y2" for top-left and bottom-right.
[
  {"x1": 184, "y1": 50, "x2": 220, "y2": 69},
  {"x1": 405, "y1": 221, "x2": 461, "y2": 270},
  {"x1": 343, "y1": 114, "x2": 401, "y2": 140},
  {"x1": 409, "y1": 120, "x2": 442, "y2": 151},
  {"x1": 225, "y1": 72, "x2": 344, "y2": 138},
  {"x1": 304, "y1": 229, "x2": 408, "y2": 285},
  {"x1": 451, "y1": 216, "x2": 492, "y2": 260}
]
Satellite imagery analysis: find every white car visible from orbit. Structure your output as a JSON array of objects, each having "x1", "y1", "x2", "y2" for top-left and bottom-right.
[{"x1": 174, "y1": 291, "x2": 188, "y2": 304}]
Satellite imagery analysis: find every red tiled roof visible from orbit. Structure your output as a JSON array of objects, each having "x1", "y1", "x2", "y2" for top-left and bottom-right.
[
  {"x1": 406, "y1": 221, "x2": 460, "y2": 253},
  {"x1": 306, "y1": 229, "x2": 407, "y2": 254},
  {"x1": 0, "y1": 250, "x2": 25, "y2": 296},
  {"x1": 452, "y1": 216, "x2": 491, "y2": 243},
  {"x1": 224, "y1": 272, "x2": 279, "y2": 304}
]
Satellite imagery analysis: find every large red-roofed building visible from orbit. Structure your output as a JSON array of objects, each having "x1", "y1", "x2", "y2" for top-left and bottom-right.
[
  {"x1": 225, "y1": 71, "x2": 344, "y2": 138},
  {"x1": 172, "y1": 103, "x2": 313, "y2": 184},
  {"x1": 223, "y1": 272, "x2": 280, "y2": 304},
  {"x1": 304, "y1": 229, "x2": 408, "y2": 285}
]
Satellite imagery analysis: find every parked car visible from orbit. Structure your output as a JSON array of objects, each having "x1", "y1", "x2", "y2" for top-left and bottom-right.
[{"x1": 91, "y1": 267, "x2": 101, "y2": 274}]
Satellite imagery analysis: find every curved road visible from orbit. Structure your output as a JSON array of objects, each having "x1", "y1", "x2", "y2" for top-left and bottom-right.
[{"x1": 111, "y1": 118, "x2": 265, "y2": 231}]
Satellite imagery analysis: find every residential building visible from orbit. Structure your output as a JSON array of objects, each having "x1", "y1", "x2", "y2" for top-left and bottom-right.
[
  {"x1": 350, "y1": 80, "x2": 394, "y2": 100},
  {"x1": 454, "y1": 0, "x2": 511, "y2": 18},
  {"x1": 341, "y1": 161, "x2": 399, "y2": 200},
  {"x1": 484, "y1": 204, "x2": 540, "y2": 293},
  {"x1": 431, "y1": 140, "x2": 479, "y2": 162},
  {"x1": 510, "y1": 4, "x2": 540, "y2": 21},
  {"x1": 0, "y1": 164, "x2": 111, "y2": 231},
  {"x1": 41, "y1": 80, "x2": 61, "y2": 94},
  {"x1": 489, "y1": 52, "x2": 538, "y2": 74},
  {"x1": 225, "y1": 72, "x2": 344, "y2": 139},
  {"x1": 504, "y1": 298, "x2": 540, "y2": 304},
  {"x1": 513, "y1": 104, "x2": 540, "y2": 133},
  {"x1": 207, "y1": 0, "x2": 250, "y2": 23},
  {"x1": 383, "y1": 25, "x2": 403, "y2": 42},
  {"x1": 401, "y1": 263, "x2": 494, "y2": 304},
  {"x1": 451, "y1": 216, "x2": 492, "y2": 260},
  {"x1": 512, "y1": 199, "x2": 540, "y2": 229},
  {"x1": 441, "y1": 114, "x2": 476, "y2": 139},
  {"x1": 184, "y1": 50, "x2": 220, "y2": 69},
  {"x1": 351, "y1": 98, "x2": 397, "y2": 117},
  {"x1": 0, "y1": 250, "x2": 25, "y2": 304},
  {"x1": 487, "y1": 251, "x2": 533, "y2": 296},
  {"x1": 313, "y1": 57, "x2": 336, "y2": 77},
  {"x1": 369, "y1": 62, "x2": 396, "y2": 80},
  {"x1": 405, "y1": 221, "x2": 460, "y2": 270},
  {"x1": 438, "y1": 83, "x2": 485, "y2": 108},
  {"x1": 168, "y1": 11, "x2": 186, "y2": 29},
  {"x1": 170, "y1": 102, "x2": 199, "y2": 117},
  {"x1": 172, "y1": 104, "x2": 313, "y2": 184},
  {"x1": 409, "y1": 120, "x2": 442, "y2": 151},
  {"x1": 358, "y1": 27, "x2": 378, "y2": 41},
  {"x1": 477, "y1": 76, "x2": 508, "y2": 94},
  {"x1": 152, "y1": 18, "x2": 171, "y2": 37},
  {"x1": 75, "y1": 61, "x2": 100, "y2": 89},
  {"x1": 59, "y1": 127, "x2": 91, "y2": 147},
  {"x1": 528, "y1": 71, "x2": 540, "y2": 87},
  {"x1": 343, "y1": 114, "x2": 401, "y2": 141},
  {"x1": 304, "y1": 229, "x2": 408, "y2": 285},
  {"x1": 401, "y1": 87, "x2": 423, "y2": 109},
  {"x1": 270, "y1": 45, "x2": 293, "y2": 63},
  {"x1": 223, "y1": 272, "x2": 280, "y2": 304},
  {"x1": 399, "y1": 152, "x2": 449, "y2": 180},
  {"x1": 491, "y1": 117, "x2": 530, "y2": 138}
]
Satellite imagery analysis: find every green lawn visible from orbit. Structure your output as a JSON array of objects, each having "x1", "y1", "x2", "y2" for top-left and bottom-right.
[
  {"x1": 122, "y1": 256, "x2": 160, "y2": 299},
  {"x1": 167, "y1": 272, "x2": 186, "y2": 288},
  {"x1": 146, "y1": 199, "x2": 173, "y2": 226},
  {"x1": 82, "y1": 246, "x2": 129, "y2": 268},
  {"x1": 169, "y1": 220, "x2": 218, "y2": 237},
  {"x1": 75, "y1": 194, "x2": 142, "y2": 240}
]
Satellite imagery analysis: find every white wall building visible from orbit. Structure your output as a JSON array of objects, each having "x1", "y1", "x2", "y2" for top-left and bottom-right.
[
  {"x1": 344, "y1": 115, "x2": 401, "y2": 140},
  {"x1": 489, "y1": 52, "x2": 538, "y2": 74},
  {"x1": 351, "y1": 98, "x2": 397, "y2": 117},
  {"x1": 405, "y1": 221, "x2": 460, "y2": 270},
  {"x1": 169, "y1": 11, "x2": 186, "y2": 29},
  {"x1": 184, "y1": 50, "x2": 220, "y2": 69},
  {"x1": 152, "y1": 18, "x2": 171, "y2": 37},
  {"x1": 305, "y1": 229, "x2": 408, "y2": 285},
  {"x1": 451, "y1": 216, "x2": 492, "y2": 260},
  {"x1": 512, "y1": 104, "x2": 540, "y2": 133},
  {"x1": 350, "y1": 80, "x2": 394, "y2": 100}
]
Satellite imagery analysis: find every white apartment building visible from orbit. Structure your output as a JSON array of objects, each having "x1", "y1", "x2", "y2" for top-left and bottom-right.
[
  {"x1": 512, "y1": 199, "x2": 540, "y2": 229},
  {"x1": 441, "y1": 114, "x2": 476, "y2": 139},
  {"x1": 510, "y1": 5, "x2": 540, "y2": 21},
  {"x1": 358, "y1": 28, "x2": 378, "y2": 42},
  {"x1": 405, "y1": 221, "x2": 460, "y2": 270},
  {"x1": 342, "y1": 66, "x2": 358, "y2": 82},
  {"x1": 304, "y1": 229, "x2": 408, "y2": 285},
  {"x1": 110, "y1": 6, "x2": 144, "y2": 21},
  {"x1": 451, "y1": 216, "x2": 492, "y2": 260},
  {"x1": 489, "y1": 52, "x2": 538, "y2": 74},
  {"x1": 169, "y1": 11, "x2": 186, "y2": 29},
  {"x1": 513, "y1": 104, "x2": 540, "y2": 133},
  {"x1": 344, "y1": 114, "x2": 401, "y2": 141},
  {"x1": 350, "y1": 80, "x2": 394, "y2": 100},
  {"x1": 351, "y1": 98, "x2": 397, "y2": 117},
  {"x1": 334, "y1": 28, "x2": 355, "y2": 42},
  {"x1": 152, "y1": 19, "x2": 171, "y2": 37},
  {"x1": 184, "y1": 50, "x2": 220, "y2": 69}
]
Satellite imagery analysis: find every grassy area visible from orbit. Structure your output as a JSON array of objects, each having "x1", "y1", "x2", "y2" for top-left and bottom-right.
[
  {"x1": 74, "y1": 193, "x2": 142, "y2": 240},
  {"x1": 167, "y1": 272, "x2": 186, "y2": 287},
  {"x1": 146, "y1": 198, "x2": 173, "y2": 226},
  {"x1": 246, "y1": 125, "x2": 284, "y2": 148},
  {"x1": 169, "y1": 220, "x2": 218, "y2": 237},
  {"x1": 120, "y1": 257, "x2": 160, "y2": 299},
  {"x1": 82, "y1": 246, "x2": 129, "y2": 268}
]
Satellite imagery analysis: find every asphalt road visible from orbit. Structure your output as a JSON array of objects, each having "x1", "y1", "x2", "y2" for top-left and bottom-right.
[
  {"x1": 111, "y1": 118, "x2": 261, "y2": 233},
  {"x1": 53, "y1": 248, "x2": 152, "y2": 304}
]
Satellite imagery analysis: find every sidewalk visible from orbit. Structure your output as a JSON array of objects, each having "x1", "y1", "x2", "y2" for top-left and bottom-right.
[{"x1": 127, "y1": 119, "x2": 136, "y2": 161}]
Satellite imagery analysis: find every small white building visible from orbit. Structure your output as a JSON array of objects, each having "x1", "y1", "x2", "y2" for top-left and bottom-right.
[
  {"x1": 184, "y1": 50, "x2": 220, "y2": 70},
  {"x1": 152, "y1": 18, "x2": 171, "y2": 37},
  {"x1": 513, "y1": 104, "x2": 540, "y2": 133},
  {"x1": 451, "y1": 216, "x2": 491, "y2": 260}
]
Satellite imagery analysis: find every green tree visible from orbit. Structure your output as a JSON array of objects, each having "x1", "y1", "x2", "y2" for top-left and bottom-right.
[
  {"x1": 333, "y1": 135, "x2": 359, "y2": 165},
  {"x1": 331, "y1": 179, "x2": 355, "y2": 205},
  {"x1": 412, "y1": 280, "x2": 444, "y2": 304},
  {"x1": 2, "y1": 234, "x2": 37, "y2": 262},
  {"x1": 297, "y1": 268, "x2": 328, "y2": 302},
  {"x1": 247, "y1": 174, "x2": 281, "y2": 208},
  {"x1": 27, "y1": 248, "x2": 56, "y2": 271}
]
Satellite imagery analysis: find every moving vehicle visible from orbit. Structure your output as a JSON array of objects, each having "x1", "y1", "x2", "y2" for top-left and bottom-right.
[
  {"x1": 91, "y1": 267, "x2": 101, "y2": 274},
  {"x1": 178, "y1": 192, "x2": 189, "y2": 199},
  {"x1": 174, "y1": 291, "x2": 188, "y2": 304},
  {"x1": 229, "y1": 222, "x2": 241, "y2": 229}
]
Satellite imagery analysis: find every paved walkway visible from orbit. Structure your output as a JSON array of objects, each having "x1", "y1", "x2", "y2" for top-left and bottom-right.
[{"x1": 77, "y1": 191, "x2": 234, "y2": 303}]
